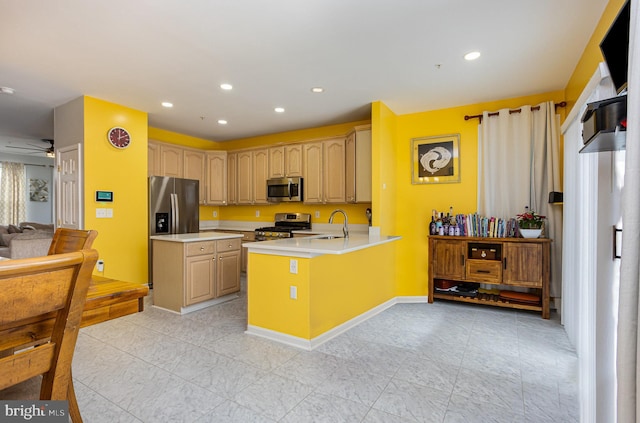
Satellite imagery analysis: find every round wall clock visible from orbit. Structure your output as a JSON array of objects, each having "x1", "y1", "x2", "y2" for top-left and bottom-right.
[{"x1": 107, "y1": 127, "x2": 131, "y2": 149}]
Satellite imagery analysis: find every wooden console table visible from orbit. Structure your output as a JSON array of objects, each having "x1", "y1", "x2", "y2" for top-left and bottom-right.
[{"x1": 428, "y1": 236, "x2": 551, "y2": 319}]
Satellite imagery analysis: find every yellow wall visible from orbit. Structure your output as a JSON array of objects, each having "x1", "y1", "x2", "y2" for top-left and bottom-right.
[
  {"x1": 247, "y1": 241, "x2": 396, "y2": 339},
  {"x1": 83, "y1": 96, "x2": 149, "y2": 283},
  {"x1": 148, "y1": 127, "x2": 223, "y2": 150},
  {"x1": 564, "y1": 0, "x2": 627, "y2": 115},
  {"x1": 375, "y1": 91, "x2": 566, "y2": 296}
]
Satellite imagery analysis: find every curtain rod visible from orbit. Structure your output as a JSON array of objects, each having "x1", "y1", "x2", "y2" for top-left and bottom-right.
[{"x1": 464, "y1": 101, "x2": 567, "y2": 123}]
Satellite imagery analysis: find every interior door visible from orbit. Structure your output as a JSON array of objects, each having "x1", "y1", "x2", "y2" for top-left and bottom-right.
[{"x1": 56, "y1": 144, "x2": 82, "y2": 229}]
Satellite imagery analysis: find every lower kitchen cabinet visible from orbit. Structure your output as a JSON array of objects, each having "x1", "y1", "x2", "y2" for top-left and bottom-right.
[
  {"x1": 428, "y1": 236, "x2": 551, "y2": 318},
  {"x1": 152, "y1": 236, "x2": 242, "y2": 314}
]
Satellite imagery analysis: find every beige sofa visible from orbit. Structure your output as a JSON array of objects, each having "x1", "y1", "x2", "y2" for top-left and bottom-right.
[{"x1": 0, "y1": 222, "x2": 54, "y2": 259}]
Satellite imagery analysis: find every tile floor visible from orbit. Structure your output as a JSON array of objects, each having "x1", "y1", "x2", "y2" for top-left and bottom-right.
[{"x1": 4, "y1": 281, "x2": 579, "y2": 422}]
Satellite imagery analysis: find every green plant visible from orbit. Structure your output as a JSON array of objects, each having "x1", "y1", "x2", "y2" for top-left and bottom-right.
[{"x1": 517, "y1": 210, "x2": 545, "y2": 229}]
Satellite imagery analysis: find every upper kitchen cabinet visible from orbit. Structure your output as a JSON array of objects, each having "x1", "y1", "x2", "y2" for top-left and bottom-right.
[
  {"x1": 303, "y1": 137, "x2": 346, "y2": 204},
  {"x1": 227, "y1": 152, "x2": 237, "y2": 205},
  {"x1": 159, "y1": 144, "x2": 184, "y2": 178},
  {"x1": 148, "y1": 142, "x2": 160, "y2": 177},
  {"x1": 236, "y1": 148, "x2": 269, "y2": 205},
  {"x1": 206, "y1": 151, "x2": 227, "y2": 205},
  {"x1": 184, "y1": 149, "x2": 206, "y2": 204},
  {"x1": 269, "y1": 145, "x2": 303, "y2": 178},
  {"x1": 345, "y1": 125, "x2": 372, "y2": 203}
]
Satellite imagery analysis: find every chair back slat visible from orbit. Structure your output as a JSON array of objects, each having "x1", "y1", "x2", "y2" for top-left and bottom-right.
[
  {"x1": 0, "y1": 268, "x2": 75, "y2": 324},
  {"x1": 0, "y1": 343, "x2": 55, "y2": 390},
  {"x1": 47, "y1": 229, "x2": 98, "y2": 255}
]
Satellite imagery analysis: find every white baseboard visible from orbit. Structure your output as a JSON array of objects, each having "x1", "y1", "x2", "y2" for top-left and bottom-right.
[{"x1": 246, "y1": 296, "x2": 427, "y2": 350}]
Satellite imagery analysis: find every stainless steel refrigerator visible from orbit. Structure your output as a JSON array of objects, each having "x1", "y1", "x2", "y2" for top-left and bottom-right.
[{"x1": 148, "y1": 176, "x2": 199, "y2": 286}]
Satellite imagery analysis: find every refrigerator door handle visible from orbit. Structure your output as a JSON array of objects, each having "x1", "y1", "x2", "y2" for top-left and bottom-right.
[{"x1": 170, "y1": 193, "x2": 179, "y2": 233}]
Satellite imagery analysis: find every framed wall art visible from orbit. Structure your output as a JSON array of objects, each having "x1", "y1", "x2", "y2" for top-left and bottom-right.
[
  {"x1": 29, "y1": 178, "x2": 49, "y2": 202},
  {"x1": 411, "y1": 133, "x2": 460, "y2": 184}
]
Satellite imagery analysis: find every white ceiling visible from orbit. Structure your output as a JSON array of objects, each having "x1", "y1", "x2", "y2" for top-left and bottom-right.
[{"x1": 0, "y1": 0, "x2": 608, "y2": 156}]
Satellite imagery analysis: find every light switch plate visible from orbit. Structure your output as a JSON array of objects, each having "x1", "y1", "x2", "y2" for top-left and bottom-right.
[{"x1": 289, "y1": 259, "x2": 298, "y2": 274}]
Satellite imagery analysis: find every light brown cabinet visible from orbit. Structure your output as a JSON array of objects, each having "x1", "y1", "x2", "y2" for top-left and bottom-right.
[
  {"x1": 428, "y1": 236, "x2": 551, "y2": 318},
  {"x1": 345, "y1": 126, "x2": 372, "y2": 203},
  {"x1": 236, "y1": 149, "x2": 268, "y2": 205},
  {"x1": 206, "y1": 151, "x2": 227, "y2": 205},
  {"x1": 227, "y1": 152, "x2": 237, "y2": 205},
  {"x1": 152, "y1": 237, "x2": 242, "y2": 314},
  {"x1": 159, "y1": 144, "x2": 184, "y2": 178},
  {"x1": 148, "y1": 143, "x2": 160, "y2": 177},
  {"x1": 184, "y1": 150, "x2": 206, "y2": 204},
  {"x1": 269, "y1": 145, "x2": 303, "y2": 178},
  {"x1": 303, "y1": 137, "x2": 346, "y2": 204}
]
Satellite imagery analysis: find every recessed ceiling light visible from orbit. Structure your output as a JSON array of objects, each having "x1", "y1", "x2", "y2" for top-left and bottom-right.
[
  {"x1": 274, "y1": 107, "x2": 285, "y2": 113},
  {"x1": 464, "y1": 51, "x2": 481, "y2": 61},
  {"x1": 220, "y1": 83, "x2": 233, "y2": 90},
  {"x1": 161, "y1": 102, "x2": 173, "y2": 108},
  {"x1": 0, "y1": 86, "x2": 15, "y2": 95},
  {"x1": 311, "y1": 87, "x2": 324, "y2": 93},
  {"x1": 217, "y1": 119, "x2": 228, "y2": 125}
]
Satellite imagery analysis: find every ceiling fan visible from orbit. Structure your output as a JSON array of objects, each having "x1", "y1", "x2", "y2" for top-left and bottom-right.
[{"x1": 7, "y1": 139, "x2": 55, "y2": 157}]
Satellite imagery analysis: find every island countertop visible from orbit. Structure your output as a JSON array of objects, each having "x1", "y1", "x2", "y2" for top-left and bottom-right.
[
  {"x1": 245, "y1": 233, "x2": 401, "y2": 258},
  {"x1": 150, "y1": 232, "x2": 243, "y2": 242}
]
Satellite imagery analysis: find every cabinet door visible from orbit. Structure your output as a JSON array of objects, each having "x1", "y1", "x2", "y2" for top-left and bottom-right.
[
  {"x1": 217, "y1": 250, "x2": 241, "y2": 296},
  {"x1": 303, "y1": 142, "x2": 323, "y2": 203},
  {"x1": 269, "y1": 147, "x2": 285, "y2": 178},
  {"x1": 285, "y1": 144, "x2": 303, "y2": 177},
  {"x1": 227, "y1": 152, "x2": 237, "y2": 205},
  {"x1": 148, "y1": 142, "x2": 160, "y2": 177},
  {"x1": 160, "y1": 144, "x2": 184, "y2": 178},
  {"x1": 503, "y1": 242, "x2": 544, "y2": 287},
  {"x1": 253, "y1": 148, "x2": 269, "y2": 204},
  {"x1": 185, "y1": 254, "x2": 215, "y2": 305},
  {"x1": 355, "y1": 128, "x2": 372, "y2": 202},
  {"x1": 206, "y1": 151, "x2": 227, "y2": 205},
  {"x1": 184, "y1": 150, "x2": 206, "y2": 204},
  {"x1": 237, "y1": 151, "x2": 253, "y2": 204},
  {"x1": 323, "y1": 137, "x2": 346, "y2": 203},
  {"x1": 432, "y1": 239, "x2": 466, "y2": 279},
  {"x1": 345, "y1": 131, "x2": 356, "y2": 203}
]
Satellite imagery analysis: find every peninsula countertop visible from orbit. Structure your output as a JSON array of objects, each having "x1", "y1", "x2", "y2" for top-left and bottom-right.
[
  {"x1": 150, "y1": 232, "x2": 244, "y2": 242},
  {"x1": 244, "y1": 233, "x2": 401, "y2": 258}
]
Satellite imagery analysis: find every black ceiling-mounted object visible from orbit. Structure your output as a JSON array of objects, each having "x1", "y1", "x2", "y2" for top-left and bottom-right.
[{"x1": 6, "y1": 139, "x2": 55, "y2": 157}]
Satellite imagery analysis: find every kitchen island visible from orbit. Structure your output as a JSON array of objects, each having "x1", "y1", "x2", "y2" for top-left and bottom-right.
[
  {"x1": 245, "y1": 233, "x2": 401, "y2": 349},
  {"x1": 151, "y1": 232, "x2": 243, "y2": 314}
]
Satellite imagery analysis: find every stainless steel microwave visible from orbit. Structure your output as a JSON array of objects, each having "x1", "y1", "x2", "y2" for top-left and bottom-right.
[{"x1": 267, "y1": 177, "x2": 303, "y2": 202}]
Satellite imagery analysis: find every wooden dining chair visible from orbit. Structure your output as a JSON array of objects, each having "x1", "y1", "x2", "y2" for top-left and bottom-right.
[
  {"x1": 0, "y1": 250, "x2": 98, "y2": 414},
  {"x1": 48, "y1": 228, "x2": 98, "y2": 256},
  {"x1": 48, "y1": 228, "x2": 98, "y2": 423}
]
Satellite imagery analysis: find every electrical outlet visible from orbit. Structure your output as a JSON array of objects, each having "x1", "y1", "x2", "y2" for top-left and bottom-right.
[
  {"x1": 97, "y1": 259, "x2": 104, "y2": 272},
  {"x1": 289, "y1": 259, "x2": 298, "y2": 274},
  {"x1": 213, "y1": 211, "x2": 218, "y2": 217},
  {"x1": 315, "y1": 211, "x2": 320, "y2": 218},
  {"x1": 255, "y1": 210, "x2": 260, "y2": 217},
  {"x1": 290, "y1": 285, "x2": 297, "y2": 299}
]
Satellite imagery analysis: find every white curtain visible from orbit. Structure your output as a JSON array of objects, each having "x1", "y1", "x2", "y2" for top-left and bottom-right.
[
  {"x1": 478, "y1": 102, "x2": 563, "y2": 297},
  {"x1": 0, "y1": 162, "x2": 26, "y2": 225},
  {"x1": 617, "y1": 0, "x2": 640, "y2": 420}
]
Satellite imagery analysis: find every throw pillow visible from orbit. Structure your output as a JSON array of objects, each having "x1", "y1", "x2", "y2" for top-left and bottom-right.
[
  {"x1": 20, "y1": 225, "x2": 36, "y2": 231},
  {"x1": 8, "y1": 224, "x2": 22, "y2": 234},
  {"x1": 0, "y1": 225, "x2": 8, "y2": 236}
]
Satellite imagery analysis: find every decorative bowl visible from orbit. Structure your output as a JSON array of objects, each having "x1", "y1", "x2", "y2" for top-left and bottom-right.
[{"x1": 520, "y1": 228, "x2": 542, "y2": 239}]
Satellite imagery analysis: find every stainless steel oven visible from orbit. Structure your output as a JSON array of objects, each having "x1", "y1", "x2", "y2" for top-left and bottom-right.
[{"x1": 255, "y1": 212, "x2": 311, "y2": 241}]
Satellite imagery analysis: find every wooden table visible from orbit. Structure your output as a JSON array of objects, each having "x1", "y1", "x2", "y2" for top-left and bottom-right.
[{"x1": 0, "y1": 276, "x2": 149, "y2": 353}]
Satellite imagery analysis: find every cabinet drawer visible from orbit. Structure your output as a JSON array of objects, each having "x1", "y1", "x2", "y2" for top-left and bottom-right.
[
  {"x1": 216, "y1": 238, "x2": 241, "y2": 252},
  {"x1": 186, "y1": 241, "x2": 215, "y2": 256},
  {"x1": 466, "y1": 259, "x2": 502, "y2": 284}
]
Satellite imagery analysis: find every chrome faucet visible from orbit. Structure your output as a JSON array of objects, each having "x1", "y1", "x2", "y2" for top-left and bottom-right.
[{"x1": 329, "y1": 209, "x2": 349, "y2": 238}]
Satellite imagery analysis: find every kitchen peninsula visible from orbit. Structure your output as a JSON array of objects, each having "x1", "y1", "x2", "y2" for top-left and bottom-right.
[
  {"x1": 151, "y1": 232, "x2": 243, "y2": 314},
  {"x1": 245, "y1": 233, "x2": 401, "y2": 350}
]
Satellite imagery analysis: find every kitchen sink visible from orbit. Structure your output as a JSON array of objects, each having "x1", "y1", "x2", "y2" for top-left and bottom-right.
[{"x1": 315, "y1": 235, "x2": 344, "y2": 240}]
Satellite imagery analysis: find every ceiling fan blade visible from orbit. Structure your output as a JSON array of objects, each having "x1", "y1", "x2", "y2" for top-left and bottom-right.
[{"x1": 6, "y1": 146, "x2": 46, "y2": 151}]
